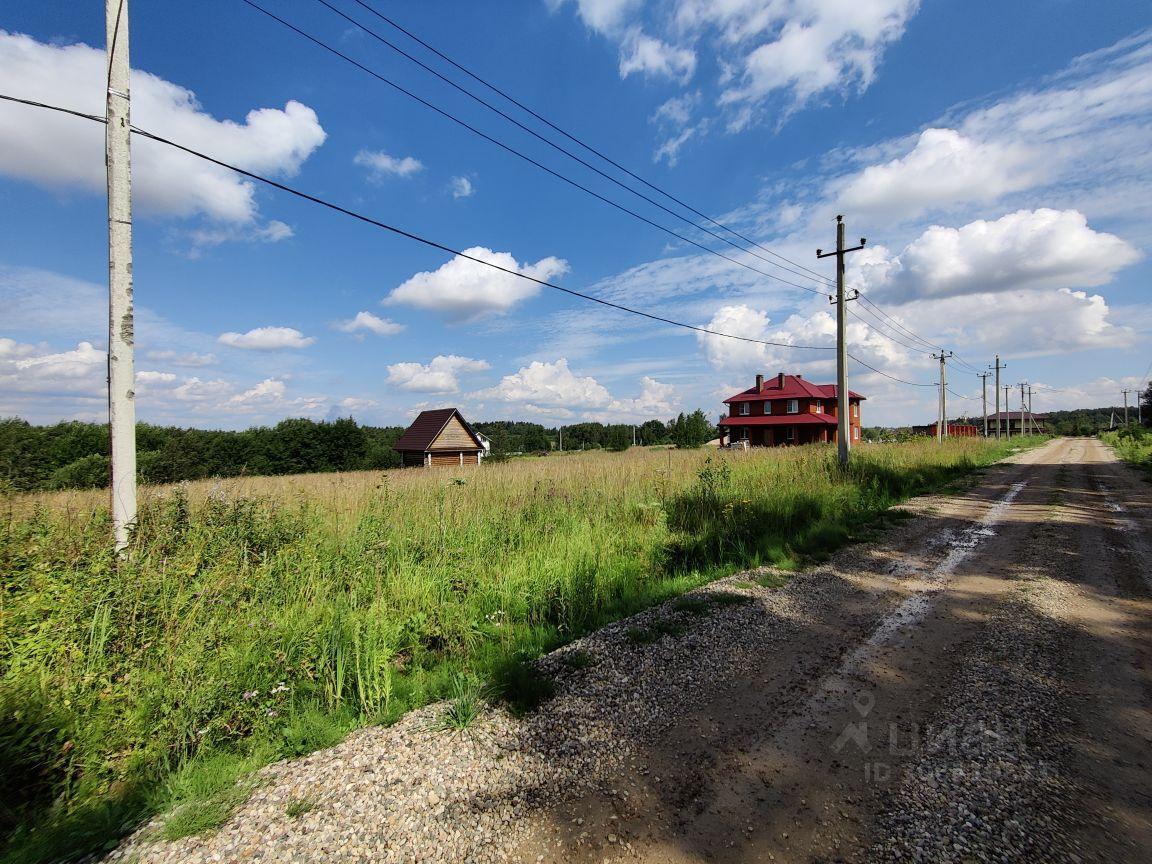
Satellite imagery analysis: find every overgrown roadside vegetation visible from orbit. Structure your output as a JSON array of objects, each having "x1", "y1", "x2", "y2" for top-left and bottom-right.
[
  {"x1": 1102, "y1": 425, "x2": 1152, "y2": 477},
  {"x1": 0, "y1": 437, "x2": 1044, "y2": 862}
]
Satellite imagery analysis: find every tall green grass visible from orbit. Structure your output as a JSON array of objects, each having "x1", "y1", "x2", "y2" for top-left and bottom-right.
[
  {"x1": 1102, "y1": 426, "x2": 1152, "y2": 476},
  {"x1": 0, "y1": 437, "x2": 1040, "y2": 861}
]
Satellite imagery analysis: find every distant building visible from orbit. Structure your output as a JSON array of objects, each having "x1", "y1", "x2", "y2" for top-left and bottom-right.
[
  {"x1": 986, "y1": 411, "x2": 1048, "y2": 436},
  {"x1": 394, "y1": 408, "x2": 488, "y2": 467},
  {"x1": 913, "y1": 422, "x2": 980, "y2": 438},
  {"x1": 718, "y1": 372, "x2": 865, "y2": 447}
]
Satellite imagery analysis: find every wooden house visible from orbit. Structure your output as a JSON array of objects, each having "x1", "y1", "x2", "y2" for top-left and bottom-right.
[
  {"x1": 394, "y1": 407, "x2": 488, "y2": 467},
  {"x1": 718, "y1": 372, "x2": 865, "y2": 447}
]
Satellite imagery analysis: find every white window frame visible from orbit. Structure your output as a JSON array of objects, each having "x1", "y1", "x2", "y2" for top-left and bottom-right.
[
  {"x1": 787, "y1": 399, "x2": 799, "y2": 414},
  {"x1": 739, "y1": 402, "x2": 750, "y2": 416},
  {"x1": 764, "y1": 401, "x2": 772, "y2": 415},
  {"x1": 814, "y1": 400, "x2": 823, "y2": 414},
  {"x1": 851, "y1": 402, "x2": 859, "y2": 418},
  {"x1": 740, "y1": 426, "x2": 749, "y2": 440}
]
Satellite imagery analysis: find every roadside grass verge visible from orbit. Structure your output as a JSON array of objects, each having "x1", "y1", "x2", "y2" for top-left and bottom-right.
[
  {"x1": 1102, "y1": 427, "x2": 1152, "y2": 478},
  {"x1": 0, "y1": 436, "x2": 1043, "y2": 861}
]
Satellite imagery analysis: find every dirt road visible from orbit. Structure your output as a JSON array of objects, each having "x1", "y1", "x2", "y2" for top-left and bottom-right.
[{"x1": 516, "y1": 437, "x2": 1152, "y2": 864}]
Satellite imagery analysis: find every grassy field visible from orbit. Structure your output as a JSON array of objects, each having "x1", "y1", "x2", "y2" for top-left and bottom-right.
[{"x1": 0, "y1": 437, "x2": 1043, "y2": 861}]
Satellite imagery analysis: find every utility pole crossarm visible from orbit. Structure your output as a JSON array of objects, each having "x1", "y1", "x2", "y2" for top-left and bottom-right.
[{"x1": 816, "y1": 215, "x2": 867, "y2": 469}]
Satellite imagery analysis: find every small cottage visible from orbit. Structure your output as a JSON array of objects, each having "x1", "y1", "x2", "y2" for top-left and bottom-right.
[{"x1": 394, "y1": 407, "x2": 488, "y2": 467}]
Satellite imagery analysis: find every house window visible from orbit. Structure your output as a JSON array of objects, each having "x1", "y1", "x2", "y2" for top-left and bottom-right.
[
  {"x1": 784, "y1": 426, "x2": 795, "y2": 443},
  {"x1": 787, "y1": 399, "x2": 799, "y2": 414},
  {"x1": 764, "y1": 401, "x2": 772, "y2": 415},
  {"x1": 739, "y1": 402, "x2": 750, "y2": 416},
  {"x1": 851, "y1": 403, "x2": 859, "y2": 418},
  {"x1": 740, "y1": 426, "x2": 749, "y2": 440},
  {"x1": 814, "y1": 400, "x2": 823, "y2": 414},
  {"x1": 853, "y1": 426, "x2": 860, "y2": 441}
]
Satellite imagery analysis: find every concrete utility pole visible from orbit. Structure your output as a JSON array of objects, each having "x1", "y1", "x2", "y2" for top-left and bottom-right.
[
  {"x1": 991, "y1": 355, "x2": 1005, "y2": 440},
  {"x1": 1019, "y1": 383, "x2": 1027, "y2": 437},
  {"x1": 558, "y1": 425, "x2": 563, "y2": 452},
  {"x1": 1122, "y1": 389, "x2": 1132, "y2": 426},
  {"x1": 1026, "y1": 385, "x2": 1035, "y2": 435},
  {"x1": 1003, "y1": 385, "x2": 1013, "y2": 441},
  {"x1": 107, "y1": 0, "x2": 136, "y2": 553},
  {"x1": 977, "y1": 371, "x2": 991, "y2": 438},
  {"x1": 932, "y1": 351, "x2": 953, "y2": 442},
  {"x1": 817, "y1": 216, "x2": 866, "y2": 468}
]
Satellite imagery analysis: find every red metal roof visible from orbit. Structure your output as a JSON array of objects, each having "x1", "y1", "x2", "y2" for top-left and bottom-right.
[
  {"x1": 725, "y1": 373, "x2": 864, "y2": 404},
  {"x1": 719, "y1": 413, "x2": 839, "y2": 427},
  {"x1": 394, "y1": 407, "x2": 484, "y2": 452}
]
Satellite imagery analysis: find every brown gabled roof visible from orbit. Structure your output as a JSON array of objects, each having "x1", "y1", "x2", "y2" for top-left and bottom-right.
[{"x1": 393, "y1": 407, "x2": 484, "y2": 452}]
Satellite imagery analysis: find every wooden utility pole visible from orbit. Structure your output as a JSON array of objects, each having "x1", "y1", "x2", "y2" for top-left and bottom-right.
[
  {"x1": 991, "y1": 355, "x2": 1005, "y2": 440},
  {"x1": 932, "y1": 351, "x2": 952, "y2": 442},
  {"x1": 817, "y1": 216, "x2": 866, "y2": 468},
  {"x1": 977, "y1": 371, "x2": 991, "y2": 437},
  {"x1": 107, "y1": 0, "x2": 136, "y2": 553},
  {"x1": 1003, "y1": 385, "x2": 1012, "y2": 440}
]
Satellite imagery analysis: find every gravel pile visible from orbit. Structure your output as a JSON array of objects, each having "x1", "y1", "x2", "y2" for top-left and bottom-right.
[
  {"x1": 107, "y1": 565, "x2": 862, "y2": 864},
  {"x1": 870, "y1": 577, "x2": 1093, "y2": 863}
]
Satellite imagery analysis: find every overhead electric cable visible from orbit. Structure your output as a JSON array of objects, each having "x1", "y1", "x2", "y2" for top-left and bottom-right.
[
  {"x1": 847, "y1": 354, "x2": 936, "y2": 387},
  {"x1": 304, "y1": 0, "x2": 835, "y2": 290},
  {"x1": 855, "y1": 294, "x2": 943, "y2": 353},
  {"x1": 235, "y1": 0, "x2": 828, "y2": 297},
  {"x1": 341, "y1": 0, "x2": 835, "y2": 286},
  {"x1": 847, "y1": 306, "x2": 934, "y2": 356},
  {"x1": 0, "y1": 92, "x2": 836, "y2": 353}
]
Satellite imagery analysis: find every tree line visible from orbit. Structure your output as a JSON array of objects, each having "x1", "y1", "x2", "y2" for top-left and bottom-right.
[{"x1": 0, "y1": 410, "x2": 717, "y2": 491}]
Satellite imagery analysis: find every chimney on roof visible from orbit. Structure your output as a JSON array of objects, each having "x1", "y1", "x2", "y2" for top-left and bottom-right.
[
  {"x1": 755, "y1": 373, "x2": 764, "y2": 391},
  {"x1": 778, "y1": 372, "x2": 786, "y2": 388}
]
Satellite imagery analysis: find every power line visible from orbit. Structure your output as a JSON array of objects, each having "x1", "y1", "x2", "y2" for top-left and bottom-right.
[
  {"x1": 854, "y1": 293, "x2": 943, "y2": 352},
  {"x1": 853, "y1": 292, "x2": 986, "y2": 373},
  {"x1": 847, "y1": 354, "x2": 936, "y2": 387},
  {"x1": 847, "y1": 305, "x2": 934, "y2": 355},
  {"x1": 0, "y1": 92, "x2": 836, "y2": 353},
  {"x1": 341, "y1": 0, "x2": 835, "y2": 287},
  {"x1": 235, "y1": 0, "x2": 829, "y2": 297},
  {"x1": 6, "y1": 91, "x2": 966, "y2": 400},
  {"x1": 310, "y1": 0, "x2": 835, "y2": 290}
]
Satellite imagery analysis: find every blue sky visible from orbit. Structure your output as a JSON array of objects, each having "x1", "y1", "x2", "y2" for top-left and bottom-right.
[{"x1": 2, "y1": 0, "x2": 1150, "y2": 429}]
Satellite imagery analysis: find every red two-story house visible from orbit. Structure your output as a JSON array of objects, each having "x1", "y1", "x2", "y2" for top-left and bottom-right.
[{"x1": 719, "y1": 372, "x2": 865, "y2": 447}]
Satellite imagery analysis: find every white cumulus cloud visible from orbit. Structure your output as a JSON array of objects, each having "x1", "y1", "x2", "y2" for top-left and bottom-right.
[
  {"x1": 385, "y1": 247, "x2": 569, "y2": 321},
  {"x1": 386, "y1": 355, "x2": 490, "y2": 393},
  {"x1": 332, "y1": 311, "x2": 405, "y2": 337},
  {"x1": 838, "y1": 128, "x2": 1040, "y2": 221},
  {"x1": 855, "y1": 209, "x2": 1141, "y2": 304},
  {"x1": 484, "y1": 358, "x2": 612, "y2": 407},
  {"x1": 619, "y1": 28, "x2": 697, "y2": 82},
  {"x1": 354, "y1": 149, "x2": 423, "y2": 180},
  {"x1": 449, "y1": 176, "x2": 475, "y2": 198},
  {"x1": 218, "y1": 326, "x2": 315, "y2": 350},
  {"x1": 0, "y1": 31, "x2": 326, "y2": 224}
]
